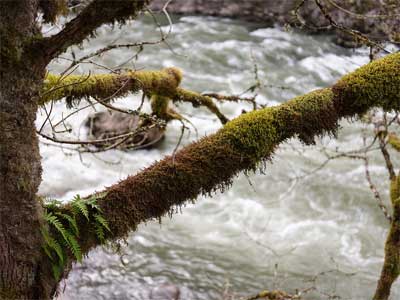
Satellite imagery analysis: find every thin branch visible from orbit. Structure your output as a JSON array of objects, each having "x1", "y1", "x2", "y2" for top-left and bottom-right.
[{"x1": 35, "y1": 0, "x2": 150, "y2": 64}]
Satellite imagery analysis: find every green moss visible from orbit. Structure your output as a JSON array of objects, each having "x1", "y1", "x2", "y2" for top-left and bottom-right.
[
  {"x1": 391, "y1": 175, "x2": 400, "y2": 207},
  {"x1": 174, "y1": 88, "x2": 229, "y2": 124},
  {"x1": 374, "y1": 173, "x2": 400, "y2": 299},
  {"x1": 333, "y1": 52, "x2": 400, "y2": 116},
  {"x1": 388, "y1": 133, "x2": 400, "y2": 153},
  {"x1": 150, "y1": 95, "x2": 171, "y2": 120},
  {"x1": 0, "y1": 28, "x2": 23, "y2": 72},
  {"x1": 133, "y1": 67, "x2": 182, "y2": 96},
  {"x1": 220, "y1": 88, "x2": 337, "y2": 163},
  {"x1": 41, "y1": 67, "x2": 183, "y2": 106}
]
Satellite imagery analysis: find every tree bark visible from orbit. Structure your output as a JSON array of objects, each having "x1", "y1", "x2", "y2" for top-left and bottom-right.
[
  {"x1": 1, "y1": 1, "x2": 154, "y2": 298},
  {"x1": 0, "y1": 1, "x2": 50, "y2": 298}
]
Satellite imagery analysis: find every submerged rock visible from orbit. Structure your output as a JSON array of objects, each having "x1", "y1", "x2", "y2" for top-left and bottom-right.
[
  {"x1": 149, "y1": 284, "x2": 180, "y2": 300},
  {"x1": 84, "y1": 111, "x2": 165, "y2": 150}
]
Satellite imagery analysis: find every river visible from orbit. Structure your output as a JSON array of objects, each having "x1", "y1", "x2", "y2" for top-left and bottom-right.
[{"x1": 39, "y1": 14, "x2": 400, "y2": 300}]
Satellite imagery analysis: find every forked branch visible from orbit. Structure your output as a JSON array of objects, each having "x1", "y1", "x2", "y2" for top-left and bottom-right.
[{"x1": 36, "y1": 0, "x2": 151, "y2": 64}]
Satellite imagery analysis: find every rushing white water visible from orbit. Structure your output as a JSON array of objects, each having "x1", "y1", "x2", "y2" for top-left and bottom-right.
[{"x1": 39, "y1": 15, "x2": 399, "y2": 300}]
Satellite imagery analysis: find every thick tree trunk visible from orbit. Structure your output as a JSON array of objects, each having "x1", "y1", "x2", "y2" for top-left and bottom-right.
[
  {"x1": 0, "y1": 1, "x2": 54, "y2": 298},
  {"x1": 0, "y1": 1, "x2": 153, "y2": 298}
]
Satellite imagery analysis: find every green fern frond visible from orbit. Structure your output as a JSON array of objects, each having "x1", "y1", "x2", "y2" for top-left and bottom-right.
[
  {"x1": 56, "y1": 212, "x2": 79, "y2": 236},
  {"x1": 94, "y1": 213, "x2": 111, "y2": 232},
  {"x1": 44, "y1": 198, "x2": 63, "y2": 210},
  {"x1": 41, "y1": 227, "x2": 65, "y2": 264},
  {"x1": 52, "y1": 264, "x2": 63, "y2": 281},
  {"x1": 45, "y1": 211, "x2": 82, "y2": 261},
  {"x1": 42, "y1": 193, "x2": 112, "y2": 277},
  {"x1": 95, "y1": 224, "x2": 105, "y2": 243},
  {"x1": 87, "y1": 192, "x2": 108, "y2": 211},
  {"x1": 42, "y1": 244, "x2": 53, "y2": 261},
  {"x1": 71, "y1": 195, "x2": 89, "y2": 220},
  {"x1": 65, "y1": 233, "x2": 82, "y2": 262},
  {"x1": 45, "y1": 212, "x2": 70, "y2": 241}
]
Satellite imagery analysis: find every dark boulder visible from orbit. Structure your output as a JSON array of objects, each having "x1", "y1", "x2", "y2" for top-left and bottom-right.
[{"x1": 84, "y1": 111, "x2": 165, "y2": 150}]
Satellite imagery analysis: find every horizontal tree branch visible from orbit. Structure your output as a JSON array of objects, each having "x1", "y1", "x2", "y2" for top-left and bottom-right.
[
  {"x1": 48, "y1": 53, "x2": 399, "y2": 287},
  {"x1": 174, "y1": 88, "x2": 229, "y2": 124},
  {"x1": 41, "y1": 67, "x2": 183, "y2": 105},
  {"x1": 41, "y1": 68, "x2": 230, "y2": 123},
  {"x1": 36, "y1": 0, "x2": 150, "y2": 64}
]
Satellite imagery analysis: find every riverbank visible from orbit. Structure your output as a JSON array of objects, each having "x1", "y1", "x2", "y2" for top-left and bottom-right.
[{"x1": 150, "y1": 0, "x2": 399, "y2": 47}]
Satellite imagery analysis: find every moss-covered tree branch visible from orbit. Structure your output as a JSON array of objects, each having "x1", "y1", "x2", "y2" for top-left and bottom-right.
[
  {"x1": 173, "y1": 87, "x2": 229, "y2": 124},
  {"x1": 41, "y1": 67, "x2": 183, "y2": 105},
  {"x1": 35, "y1": 0, "x2": 151, "y2": 63},
  {"x1": 46, "y1": 53, "x2": 399, "y2": 264},
  {"x1": 41, "y1": 68, "x2": 230, "y2": 123},
  {"x1": 373, "y1": 173, "x2": 400, "y2": 300}
]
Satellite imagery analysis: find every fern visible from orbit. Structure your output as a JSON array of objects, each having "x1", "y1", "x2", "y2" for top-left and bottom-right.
[
  {"x1": 52, "y1": 263, "x2": 63, "y2": 281},
  {"x1": 71, "y1": 194, "x2": 89, "y2": 220},
  {"x1": 94, "y1": 213, "x2": 111, "y2": 243},
  {"x1": 56, "y1": 212, "x2": 79, "y2": 236},
  {"x1": 87, "y1": 192, "x2": 107, "y2": 210},
  {"x1": 65, "y1": 233, "x2": 82, "y2": 262},
  {"x1": 95, "y1": 224, "x2": 105, "y2": 243},
  {"x1": 44, "y1": 198, "x2": 63, "y2": 210},
  {"x1": 44, "y1": 211, "x2": 82, "y2": 262},
  {"x1": 41, "y1": 228, "x2": 64, "y2": 264},
  {"x1": 94, "y1": 213, "x2": 111, "y2": 232},
  {"x1": 42, "y1": 192, "x2": 111, "y2": 278}
]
